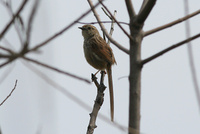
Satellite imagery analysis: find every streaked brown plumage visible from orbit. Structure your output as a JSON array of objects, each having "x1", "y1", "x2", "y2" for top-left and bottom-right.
[{"x1": 79, "y1": 24, "x2": 116, "y2": 121}]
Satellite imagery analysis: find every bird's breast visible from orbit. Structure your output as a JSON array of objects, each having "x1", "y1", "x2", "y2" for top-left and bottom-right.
[{"x1": 83, "y1": 42, "x2": 106, "y2": 70}]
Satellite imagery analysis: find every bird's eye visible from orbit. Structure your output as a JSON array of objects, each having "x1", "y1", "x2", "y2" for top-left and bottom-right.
[{"x1": 88, "y1": 27, "x2": 91, "y2": 30}]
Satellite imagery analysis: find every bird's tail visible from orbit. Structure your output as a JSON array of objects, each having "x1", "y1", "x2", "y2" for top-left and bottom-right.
[{"x1": 106, "y1": 66, "x2": 114, "y2": 122}]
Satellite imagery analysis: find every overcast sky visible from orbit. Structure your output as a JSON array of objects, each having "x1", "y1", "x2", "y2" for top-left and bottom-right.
[{"x1": 0, "y1": 0, "x2": 200, "y2": 134}]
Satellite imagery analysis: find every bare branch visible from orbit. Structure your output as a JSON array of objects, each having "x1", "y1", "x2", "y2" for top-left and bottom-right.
[
  {"x1": 139, "y1": 0, "x2": 149, "y2": 13},
  {"x1": 29, "y1": 1, "x2": 103, "y2": 52},
  {"x1": 23, "y1": 0, "x2": 39, "y2": 51},
  {"x1": 22, "y1": 57, "x2": 91, "y2": 84},
  {"x1": 142, "y1": 32, "x2": 200, "y2": 65},
  {"x1": 0, "y1": 40, "x2": 16, "y2": 59},
  {"x1": 101, "y1": 8, "x2": 117, "y2": 45},
  {"x1": 87, "y1": 0, "x2": 130, "y2": 54},
  {"x1": 0, "y1": 80, "x2": 17, "y2": 106},
  {"x1": 101, "y1": 7, "x2": 112, "y2": 20},
  {"x1": 136, "y1": 0, "x2": 157, "y2": 24},
  {"x1": 1, "y1": 38, "x2": 16, "y2": 51},
  {"x1": 125, "y1": 0, "x2": 136, "y2": 19},
  {"x1": 99, "y1": 1, "x2": 133, "y2": 40},
  {"x1": 109, "y1": 10, "x2": 117, "y2": 34},
  {"x1": 0, "y1": 0, "x2": 28, "y2": 40},
  {"x1": 144, "y1": 9, "x2": 200, "y2": 37},
  {"x1": 2, "y1": 0, "x2": 25, "y2": 44},
  {"x1": 0, "y1": 59, "x2": 15, "y2": 68},
  {"x1": 0, "y1": 46, "x2": 13, "y2": 54},
  {"x1": 107, "y1": 10, "x2": 117, "y2": 45}
]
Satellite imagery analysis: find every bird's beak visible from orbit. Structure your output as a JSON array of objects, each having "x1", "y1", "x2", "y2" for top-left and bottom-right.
[{"x1": 78, "y1": 27, "x2": 85, "y2": 30}]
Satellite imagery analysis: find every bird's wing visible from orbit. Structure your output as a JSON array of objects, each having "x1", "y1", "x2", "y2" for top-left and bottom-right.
[{"x1": 89, "y1": 36, "x2": 115, "y2": 65}]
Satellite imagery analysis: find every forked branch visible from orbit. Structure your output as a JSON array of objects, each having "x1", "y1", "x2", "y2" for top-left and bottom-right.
[
  {"x1": 100, "y1": 1, "x2": 133, "y2": 40},
  {"x1": 125, "y1": 0, "x2": 136, "y2": 19},
  {"x1": 136, "y1": 0, "x2": 157, "y2": 24},
  {"x1": 0, "y1": 0, "x2": 28, "y2": 40},
  {"x1": 87, "y1": 0, "x2": 130, "y2": 54},
  {"x1": 87, "y1": 72, "x2": 106, "y2": 134}
]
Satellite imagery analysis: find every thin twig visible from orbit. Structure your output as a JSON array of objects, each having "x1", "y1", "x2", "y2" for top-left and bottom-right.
[
  {"x1": 0, "y1": 39, "x2": 15, "y2": 58},
  {"x1": 144, "y1": 9, "x2": 200, "y2": 37},
  {"x1": 107, "y1": 10, "x2": 117, "y2": 45},
  {"x1": 109, "y1": 10, "x2": 117, "y2": 35},
  {"x1": 1, "y1": 38, "x2": 16, "y2": 51},
  {"x1": 2, "y1": 0, "x2": 25, "y2": 44},
  {"x1": 0, "y1": 54, "x2": 10, "y2": 58},
  {"x1": 0, "y1": 0, "x2": 28, "y2": 40},
  {"x1": 99, "y1": 1, "x2": 133, "y2": 40},
  {"x1": 87, "y1": 0, "x2": 129, "y2": 54},
  {"x1": 0, "y1": 59, "x2": 15, "y2": 68},
  {"x1": 0, "y1": 46, "x2": 14, "y2": 54},
  {"x1": 101, "y1": 8, "x2": 117, "y2": 45},
  {"x1": 184, "y1": 0, "x2": 200, "y2": 113},
  {"x1": 22, "y1": 57, "x2": 91, "y2": 83},
  {"x1": 23, "y1": 0, "x2": 39, "y2": 51},
  {"x1": 142, "y1": 32, "x2": 200, "y2": 65},
  {"x1": 0, "y1": 80, "x2": 18, "y2": 106},
  {"x1": 101, "y1": 8, "x2": 110, "y2": 41},
  {"x1": 101, "y1": 7, "x2": 112, "y2": 20},
  {"x1": 76, "y1": 21, "x2": 129, "y2": 26}
]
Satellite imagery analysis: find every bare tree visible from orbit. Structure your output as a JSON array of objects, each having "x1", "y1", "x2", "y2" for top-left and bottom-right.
[{"x1": 85, "y1": 0, "x2": 200, "y2": 133}]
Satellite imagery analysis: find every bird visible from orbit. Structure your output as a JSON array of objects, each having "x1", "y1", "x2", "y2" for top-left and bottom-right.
[{"x1": 79, "y1": 24, "x2": 116, "y2": 121}]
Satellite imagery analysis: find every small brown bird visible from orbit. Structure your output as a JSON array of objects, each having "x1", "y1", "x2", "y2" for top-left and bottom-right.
[{"x1": 79, "y1": 24, "x2": 116, "y2": 121}]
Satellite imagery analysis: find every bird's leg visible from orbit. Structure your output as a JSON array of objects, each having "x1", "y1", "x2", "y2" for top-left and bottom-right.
[{"x1": 94, "y1": 70, "x2": 100, "y2": 76}]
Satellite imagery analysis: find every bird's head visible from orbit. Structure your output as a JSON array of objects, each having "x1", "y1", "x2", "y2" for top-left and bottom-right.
[{"x1": 79, "y1": 25, "x2": 100, "y2": 39}]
